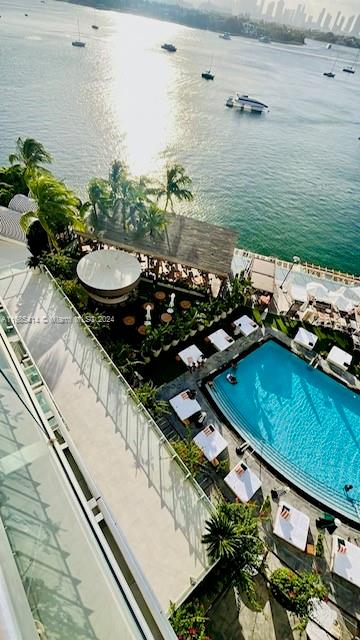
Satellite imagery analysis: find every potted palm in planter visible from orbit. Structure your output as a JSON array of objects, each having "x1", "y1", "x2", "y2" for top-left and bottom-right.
[
  {"x1": 148, "y1": 327, "x2": 164, "y2": 357},
  {"x1": 162, "y1": 324, "x2": 173, "y2": 351},
  {"x1": 171, "y1": 319, "x2": 182, "y2": 347}
]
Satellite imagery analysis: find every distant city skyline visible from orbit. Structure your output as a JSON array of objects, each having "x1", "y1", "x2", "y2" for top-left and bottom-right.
[{"x1": 217, "y1": 0, "x2": 360, "y2": 35}]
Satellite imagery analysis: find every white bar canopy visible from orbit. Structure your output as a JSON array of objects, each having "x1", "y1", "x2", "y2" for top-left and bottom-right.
[
  {"x1": 290, "y1": 283, "x2": 308, "y2": 303},
  {"x1": 224, "y1": 463, "x2": 262, "y2": 502},
  {"x1": 331, "y1": 536, "x2": 360, "y2": 588},
  {"x1": 327, "y1": 346, "x2": 352, "y2": 370},
  {"x1": 294, "y1": 328, "x2": 318, "y2": 350},
  {"x1": 306, "y1": 599, "x2": 340, "y2": 640},
  {"x1": 273, "y1": 501, "x2": 310, "y2": 551}
]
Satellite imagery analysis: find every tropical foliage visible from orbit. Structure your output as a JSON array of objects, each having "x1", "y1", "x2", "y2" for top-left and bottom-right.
[
  {"x1": 202, "y1": 500, "x2": 265, "y2": 607},
  {"x1": 0, "y1": 164, "x2": 28, "y2": 206},
  {"x1": 155, "y1": 163, "x2": 193, "y2": 213},
  {"x1": 9, "y1": 137, "x2": 52, "y2": 172},
  {"x1": 171, "y1": 427, "x2": 206, "y2": 476},
  {"x1": 22, "y1": 173, "x2": 86, "y2": 250},
  {"x1": 169, "y1": 600, "x2": 212, "y2": 640},
  {"x1": 134, "y1": 381, "x2": 169, "y2": 419},
  {"x1": 269, "y1": 568, "x2": 328, "y2": 629}
]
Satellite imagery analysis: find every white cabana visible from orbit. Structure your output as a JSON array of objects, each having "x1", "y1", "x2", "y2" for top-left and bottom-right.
[
  {"x1": 233, "y1": 315, "x2": 259, "y2": 337},
  {"x1": 294, "y1": 328, "x2": 318, "y2": 350},
  {"x1": 327, "y1": 346, "x2": 352, "y2": 370},
  {"x1": 224, "y1": 463, "x2": 262, "y2": 502},
  {"x1": 208, "y1": 329, "x2": 234, "y2": 351},
  {"x1": 178, "y1": 345, "x2": 204, "y2": 367},
  {"x1": 193, "y1": 426, "x2": 228, "y2": 462},
  {"x1": 307, "y1": 282, "x2": 331, "y2": 303},
  {"x1": 169, "y1": 390, "x2": 201, "y2": 421},
  {"x1": 273, "y1": 501, "x2": 310, "y2": 551},
  {"x1": 306, "y1": 599, "x2": 340, "y2": 640},
  {"x1": 331, "y1": 294, "x2": 355, "y2": 314},
  {"x1": 290, "y1": 283, "x2": 308, "y2": 303},
  {"x1": 331, "y1": 537, "x2": 360, "y2": 588}
]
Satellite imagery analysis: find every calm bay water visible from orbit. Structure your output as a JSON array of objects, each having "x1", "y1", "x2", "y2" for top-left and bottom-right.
[{"x1": 0, "y1": 0, "x2": 359, "y2": 273}]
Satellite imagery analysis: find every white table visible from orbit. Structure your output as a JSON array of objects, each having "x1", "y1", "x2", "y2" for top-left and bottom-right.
[
  {"x1": 224, "y1": 463, "x2": 262, "y2": 502},
  {"x1": 332, "y1": 537, "x2": 360, "y2": 588},
  {"x1": 273, "y1": 501, "x2": 310, "y2": 551},
  {"x1": 208, "y1": 329, "x2": 234, "y2": 352},
  {"x1": 233, "y1": 315, "x2": 258, "y2": 337},
  {"x1": 169, "y1": 390, "x2": 201, "y2": 421},
  {"x1": 178, "y1": 344, "x2": 204, "y2": 367},
  {"x1": 193, "y1": 427, "x2": 228, "y2": 462}
]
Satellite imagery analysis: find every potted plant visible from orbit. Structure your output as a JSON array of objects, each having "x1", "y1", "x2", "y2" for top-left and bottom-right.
[
  {"x1": 148, "y1": 327, "x2": 164, "y2": 357},
  {"x1": 162, "y1": 324, "x2": 172, "y2": 351}
]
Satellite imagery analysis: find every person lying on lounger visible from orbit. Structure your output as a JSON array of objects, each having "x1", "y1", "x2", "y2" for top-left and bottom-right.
[{"x1": 226, "y1": 373, "x2": 237, "y2": 384}]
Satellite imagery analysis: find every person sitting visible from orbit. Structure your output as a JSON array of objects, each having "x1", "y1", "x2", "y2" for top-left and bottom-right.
[
  {"x1": 226, "y1": 373, "x2": 237, "y2": 384},
  {"x1": 196, "y1": 411, "x2": 207, "y2": 425},
  {"x1": 280, "y1": 505, "x2": 291, "y2": 520}
]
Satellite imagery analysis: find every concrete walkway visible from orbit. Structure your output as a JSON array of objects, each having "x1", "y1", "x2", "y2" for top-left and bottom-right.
[{"x1": 0, "y1": 268, "x2": 211, "y2": 611}]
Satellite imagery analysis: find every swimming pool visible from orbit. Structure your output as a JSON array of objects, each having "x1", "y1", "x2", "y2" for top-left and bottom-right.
[{"x1": 209, "y1": 340, "x2": 360, "y2": 522}]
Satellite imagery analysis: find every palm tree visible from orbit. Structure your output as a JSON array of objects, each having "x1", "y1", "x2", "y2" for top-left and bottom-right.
[
  {"x1": 9, "y1": 137, "x2": 52, "y2": 172},
  {"x1": 86, "y1": 178, "x2": 111, "y2": 236},
  {"x1": 156, "y1": 163, "x2": 193, "y2": 213},
  {"x1": 21, "y1": 174, "x2": 85, "y2": 251},
  {"x1": 108, "y1": 159, "x2": 127, "y2": 205},
  {"x1": 202, "y1": 509, "x2": 240, "y2": 561},
  {"x1": 141, "y1": 203, "x2": 168, "y2": 239}
]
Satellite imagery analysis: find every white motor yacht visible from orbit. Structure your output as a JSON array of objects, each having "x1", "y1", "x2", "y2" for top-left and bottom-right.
[
  {"x1": 226, "y1": 94, "x2": 269, "y2": 113},
  {"x1": 219, "y1": 32, "x2": 231, "y2": 40}
]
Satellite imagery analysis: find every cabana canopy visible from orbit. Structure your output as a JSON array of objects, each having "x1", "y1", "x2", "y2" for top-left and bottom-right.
[
  {"x1": 290, "y1": 283, "x2": 308, "y2": 303},
  {"x1": 327, "y1": 346, "x2": 352, "y2": 370},
  {"x1": 79, "y1": 214, "x2": 237, "y2": 278},
  {"x1": 250, "y1": 258, "x2": 275, "y2": 293},
  {"x1": 76, "y1": 249, "x2": 141, "y2": 303},
  {"x1": 294, "y1": 328, "x2": 318, "y2": 350},
  {"x1": 233, "y1": 315, "x2": 259, "y2": 337},
  {"x1": 178, "y1": 345, "x2": 204, "y2": 367},
  {"x1": 208, "y1": 329, "x2": 234, "y2": 351},
  {"x1": 273, "y1": 501, "x2": 310, "y2": 551},
  {"x1": 193, "y1": 426, "x2": 228, "y2": 462},
  {"x1": 306, "y1": 600, "x2": 340, "y2": 640},
  {"x1": 331, "y1": 536, "x2": 360, "y2": 588},
  {"x1": 169, "y1": 390, "x2": 201, "y2": 421},
  {"x1": 224, "y1": 463, "x2": 261, "y2": 502}
]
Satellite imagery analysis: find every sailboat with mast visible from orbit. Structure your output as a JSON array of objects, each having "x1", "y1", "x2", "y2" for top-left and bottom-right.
[
  {"x1": 324, "y1": 52, "x2": 337, "y2": 78},
  {"x1": 72, "y1": 20, "x2": 86, "y2": 47},
  {"x1": 202, "y1": 55, "x2": 215, "y2": 80},
  {"x1": 343, "y1": 49, "x2": 360, "y2": 74}
]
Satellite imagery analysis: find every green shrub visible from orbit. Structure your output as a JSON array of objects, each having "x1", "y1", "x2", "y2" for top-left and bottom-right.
[
  {"x1": 316, "y1": 532, "x2": 325, "y2": 558},
  {"x1": 171, "y1": 428, "x2": 205, "y2": 476},
  {"x1": 59, "y1": 279, "x2": 88, "y2": 309},
  {"x1": 169, "y1": 600, "x2": 212, "y2": 640},
  {"x1": 42, "y1": 253, "x2": 76, "y2": 279},
  {"x1": 270, "y1": 568, "x2": 327, "y2": 624}
]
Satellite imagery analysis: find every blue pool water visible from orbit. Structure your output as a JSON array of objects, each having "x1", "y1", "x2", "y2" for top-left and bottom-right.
[{"x1": 210, "y1": 341, "x2": 360, "y2": 522}]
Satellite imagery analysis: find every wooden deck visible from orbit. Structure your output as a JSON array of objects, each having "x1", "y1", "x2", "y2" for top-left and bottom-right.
[{"x1": 79, "y1": 214, "x2": 238, "y2": 278}]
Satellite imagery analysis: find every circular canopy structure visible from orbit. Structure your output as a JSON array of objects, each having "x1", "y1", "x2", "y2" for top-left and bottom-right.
[{"x1": 77, "y1": 249, "x2": 141, "y2": 304}]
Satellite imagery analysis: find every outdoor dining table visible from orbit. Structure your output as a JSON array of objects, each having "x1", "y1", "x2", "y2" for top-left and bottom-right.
[
  {"x1": 137, "y1": 325, "x2": 147, "y2": 336},
  {"x1": 123, "y1": 316, "x2": 136, "y2": 326},
  {"x1": 142, "y1": 302, "x2": 154, "y2": 311},
  {"x1": 161, "y1": 313, "x2": 172, "y2": 323},
  {"x1": 154, "y1": 291, "x2": 166, "y2": 301},
  {"x1": 180, "y1": 300, "x2": 192, "y2": 310}
]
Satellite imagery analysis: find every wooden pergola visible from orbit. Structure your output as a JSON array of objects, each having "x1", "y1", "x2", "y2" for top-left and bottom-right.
[{"x1": 77, "y1": 214, "x2": 238, "y2": 278}]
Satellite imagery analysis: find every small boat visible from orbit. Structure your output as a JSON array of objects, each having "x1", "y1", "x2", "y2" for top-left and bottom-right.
[
  {"x1": 161, "y1": 43, "x2": 176, "y2": 52},
  {"x1": 219, "y1": 32, "x2": 231, "y2": 40},
  {"x1": 259, "y1": 36, "x2": 271, "y2": 43},
  {"x1": 226, "y1": 94, "x2": 268, "y2": 113},
  {"x1": 72, "y1": 19, "x2": 86, "y2": 48},
  {"x1": 326, "y1": 43, "x2": 332, "y2": 49},
  {"x1": 343, "y1": 51, "x2": 359, "y2": 74},
  {"x1": 91, "y1": 24, "x2": 99, "y2": 30},
  {"x1": 343, "y1": 66, "x2": 355, "y2": 74},
  {"x1": 323, "y1": 71, "x2": 335, "y2": 78},
  {"x1": 202, "y1": 65, "x2": 214, "y2": 80}
]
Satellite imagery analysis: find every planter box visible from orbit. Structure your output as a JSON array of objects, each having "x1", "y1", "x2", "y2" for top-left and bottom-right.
[{"x1": 163, "y1": 343, "x2": 171, "y2": 351}]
